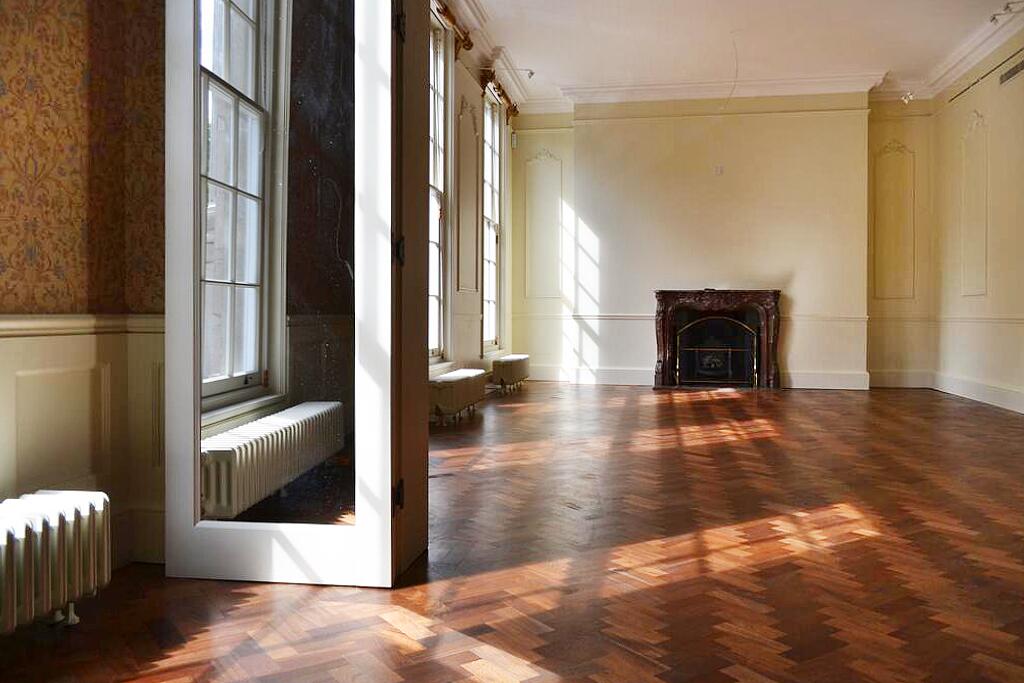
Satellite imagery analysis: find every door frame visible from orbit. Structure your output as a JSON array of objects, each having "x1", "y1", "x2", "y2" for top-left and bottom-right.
[{"x1": 165, "y1": 0, "x2": 395, "y2": 586}]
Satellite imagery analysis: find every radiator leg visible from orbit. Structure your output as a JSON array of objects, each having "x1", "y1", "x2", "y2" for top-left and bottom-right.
[{"x1": 65, "y1": 602, "x2": 80, "y2": 626}]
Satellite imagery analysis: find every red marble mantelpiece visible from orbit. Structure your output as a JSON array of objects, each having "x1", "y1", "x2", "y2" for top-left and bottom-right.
[{"x1": 654, "y1": 289, "x2": 781, "y2": 389}]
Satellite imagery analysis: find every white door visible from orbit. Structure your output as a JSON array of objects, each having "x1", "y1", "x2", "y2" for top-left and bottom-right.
[{"x1": 164, "y1": 0, "x2": 404, "y2": 586}]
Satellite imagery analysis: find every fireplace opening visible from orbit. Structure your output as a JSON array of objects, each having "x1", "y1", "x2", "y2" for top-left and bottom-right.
[
  {"x1": 677, "y1": 315, "x2": 757, "y2": 386},
  {"x1": 654, "y1": 290, "x2": 780, "y2": 389}
]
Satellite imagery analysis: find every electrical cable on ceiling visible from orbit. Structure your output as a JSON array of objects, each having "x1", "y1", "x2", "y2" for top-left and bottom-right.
[
  {"x1": 990, "y1": 0, "x2": 1024, "y2": 24},
  {"x1": 719, "y1": 33, "x2": 740, "y2": 112}
]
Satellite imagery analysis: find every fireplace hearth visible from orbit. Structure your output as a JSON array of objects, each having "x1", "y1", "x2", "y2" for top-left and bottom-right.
[{"x1": 654, "y1": 289, "x2": 781, "y2": 389}]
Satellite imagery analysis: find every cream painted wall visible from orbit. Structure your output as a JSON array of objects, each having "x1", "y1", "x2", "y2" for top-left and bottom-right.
[
  {"x1": 0, "y1": 316, "x2": 165, "y2": 566},
  {"x1": 866, "y1": 27, "x2": 1024, "y2": 413},
  {"x1": 445, "y1": 60, "x2": 486, "y2": 368},
  {"x1": 867, "y1": 99, "x2": 937, "y2": 386},
  {"x1": 512, "y1": 96, "x2": 871, "y2": 388},
  {"x1": 930, "y1": 28, "x2": 1024, "y2": 412}
]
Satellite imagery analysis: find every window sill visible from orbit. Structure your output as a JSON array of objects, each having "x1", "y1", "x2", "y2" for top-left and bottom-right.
[
  {"x1": 482, "y1": 347, "x2": 506, "y2": 361},
  {"x1": 201, "y1": 392, "x2": 287, "y2": 435},
  {"x1": 429, "y1": 360, "x2": 457, "y2": 379}
]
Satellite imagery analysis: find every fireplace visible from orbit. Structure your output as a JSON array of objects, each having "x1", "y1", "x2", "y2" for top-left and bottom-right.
[{"x1": 654, "y1": 289, "x2": 781, "y2": 389}]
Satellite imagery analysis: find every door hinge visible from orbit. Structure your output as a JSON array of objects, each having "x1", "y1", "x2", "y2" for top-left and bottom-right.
[
  {"x1": 393, "y1": 235, "x2": 406, "y2": 266},
  {"x1": 393, "y1": 5, "x2": 406, "y2": 42},
  {"x1": 392, "y1": 478, "x2": 405, "y2": 514}
]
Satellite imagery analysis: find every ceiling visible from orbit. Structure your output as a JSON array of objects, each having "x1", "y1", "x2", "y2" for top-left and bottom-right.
[{"x1": 452, "y1": 0, "x2": 1024, "y2": 111}]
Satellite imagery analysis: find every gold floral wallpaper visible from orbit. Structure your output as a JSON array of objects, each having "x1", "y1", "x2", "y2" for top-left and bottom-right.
[{"x1": 0, "y1": 0, "x2": 164, "y2": 314}]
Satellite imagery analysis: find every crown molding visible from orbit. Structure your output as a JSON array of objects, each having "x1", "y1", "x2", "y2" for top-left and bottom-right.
[
  {"x1": 926, "y1": 10, "x2": 1024, "y2": 98},
  {"x1": 560, "y1": 72, "x2": 885, "y2": 105},
  {"x1": 446, "y1": 0, "x2": 495, "y2": 73},
  {"x1": 457, "y1": 0, "x2": 490, "y2": 28},
  {"x1": 872, "y1": 11, "x2": 1024, "y2": 101},
  {"x1": 462, "y1": 2, "x2": 1024, "y2": 115},
  {"x1": 492, "y1": 47, "x2": 529, "y2": 105},
  {"x1": 518, "y1": 97, "x2": 575, "y2": 115}
]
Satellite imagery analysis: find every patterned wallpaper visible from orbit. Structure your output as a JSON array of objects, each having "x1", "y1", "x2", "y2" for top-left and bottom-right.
[{"x1": 0, "y1": 0, "x2": 164, "y2": 314}]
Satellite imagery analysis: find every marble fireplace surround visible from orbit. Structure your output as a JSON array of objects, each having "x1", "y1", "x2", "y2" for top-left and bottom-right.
[{"x1": 654, "y1": 289, "x2": 781, "y2": 389}]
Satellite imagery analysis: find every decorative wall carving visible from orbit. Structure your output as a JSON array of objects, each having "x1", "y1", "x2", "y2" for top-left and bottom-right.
[
  {"x1": 960, "y1": 110, "x2": 989, "y2": 296},
  {"x1": 525, "y1": 148, "x2": 562, "y2": 300},
  {"x1": 654, "y1": 289, "x2": 781, "y2": 389},
  {"x1": 873, "y1": 139, "x2": 916, "y2": 300},
  {"x1": 457, "y1": 95, "x2": 481, "y2": 292}
]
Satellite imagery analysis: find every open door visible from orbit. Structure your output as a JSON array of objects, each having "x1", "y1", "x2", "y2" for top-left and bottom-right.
[{"x1": 165, "y1": 0, "x2": 426, "y2": 586}]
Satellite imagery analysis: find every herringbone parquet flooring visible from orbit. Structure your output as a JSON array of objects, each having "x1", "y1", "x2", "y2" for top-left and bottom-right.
[{"x1": 3, "y1": 384, "x2": 1024, "y2": 682}]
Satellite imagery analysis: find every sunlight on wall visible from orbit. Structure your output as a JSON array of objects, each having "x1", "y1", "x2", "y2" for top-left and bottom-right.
[{"x1": 559, "y1": 200, "x2": 602, "y2": 383}]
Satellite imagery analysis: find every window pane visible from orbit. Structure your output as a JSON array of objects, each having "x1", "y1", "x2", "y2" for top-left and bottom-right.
[
  {"x1": 232, "y1": 286, "x2": 259, "y2": 375},
  {"x1": 491, "y1": 264, "x2": 498, "y2": 299},
  {"x1": 206, "y1": 85, "x2": 235, "y2": 184},
  {"x1": 428, "y1": 297, "x2": 440, "y2": 352},
  {"x1": 203, "y1": 283, "x2": 231, "y2": 380},
  {"x1": 200, "y1": 0, "x2": 227, "y2": 77},
  {"x1": 233, "y1": 0, "x2": 255, "y2": 19},
  {"x1": 237, "y1": 104, "x2": 263, "y2": 195},
  {"x1": 204, "y1": 183, "x2": 233, "y2": 280},
  {"x1": 484, "y1": 302, "x2": 496, "y2": 343},
  {"x1": 429, "y1": 242, "x2": 440, "y2": 297},
  {"x1": 235, "y1": 195, "x2": 260, "y2": 284},
  {"x1": 229, "y1": 8, "x2": 256, "y2": 98},
  {"x1": 429, "y1": 189, "x2": 441, "y2": 243}
]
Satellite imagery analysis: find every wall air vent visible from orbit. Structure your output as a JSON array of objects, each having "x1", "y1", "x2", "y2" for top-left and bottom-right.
[{"x1": 1000, "y1": 57, "x2": 1024, "y2": 85}]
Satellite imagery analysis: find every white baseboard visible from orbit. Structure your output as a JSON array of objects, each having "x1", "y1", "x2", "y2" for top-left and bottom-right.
[
  {"x1": 531, "y1": 364, "x2": 870, "y2": 390},
  {"x1": 869, "y1": 368, "x2": 1024, "y2": 414},
  {"x1": 869, "y1": 369, "x2": 936, "y2": 388},
  {"x1": 781, "y1": 371, "x2": 870, "y2": 390},
  {"x1": 530, "y1": 364, "x2": 652, "y2": 385},
  {"x1": 933, "y1": 372, "x2": 1024, "y2": 414}
]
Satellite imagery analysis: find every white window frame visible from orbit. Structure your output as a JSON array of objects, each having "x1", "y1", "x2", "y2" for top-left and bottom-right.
[
  {"x1": 427, "y1": 16, "x2": 450, "y2": 360},
  {"x1": 197, "y1": 0, "x2": 281, "y2": 410},
  {"x1": 482, "y1": 93, "x2": 503, "y2": 350}
]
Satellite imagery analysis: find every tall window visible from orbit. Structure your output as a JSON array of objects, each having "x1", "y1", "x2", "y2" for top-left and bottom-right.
[
  {"x1": 428, "y1": 22, "x2": 447, "y2": 358},
  {"x1": 482, "y1": 96, "x2": 502, "y2": 347},
  {"x1": 199, "y1": 0, "x2": 267, "y2": 397}
]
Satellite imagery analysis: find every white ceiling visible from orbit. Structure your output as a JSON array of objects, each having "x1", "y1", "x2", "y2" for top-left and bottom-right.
[{"x1": 452, "y1": 0, "x2": 1024, "y2": 111}]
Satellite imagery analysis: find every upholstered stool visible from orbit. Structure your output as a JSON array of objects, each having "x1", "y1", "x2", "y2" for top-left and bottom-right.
[
  {"x1": 492, "y1": 354, "x2": 530, "y2": 393},
  {"x1": 430, "y1": 368, "x2": 487, "y2": 425}
]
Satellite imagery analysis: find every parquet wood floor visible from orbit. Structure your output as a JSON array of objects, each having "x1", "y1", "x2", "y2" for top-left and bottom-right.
[{"x1": 3, "y1": 384, "x2": 1024, "y2": 682}]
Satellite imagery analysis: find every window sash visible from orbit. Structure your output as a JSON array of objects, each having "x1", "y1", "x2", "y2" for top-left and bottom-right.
[
  {"x1": 428, "y1": 20, "x2": 447, "y2": 358},
  {"x1": 198, "y1": 0, "x2": 269, "y2": 398},
  {"x1": 482, "y1": 98, "x2": 501, "y2": 347}
]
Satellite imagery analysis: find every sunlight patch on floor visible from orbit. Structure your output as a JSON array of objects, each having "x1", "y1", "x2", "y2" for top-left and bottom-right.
[{"x1": 630, "y1": 417, "x2": 779, "y2": 449}]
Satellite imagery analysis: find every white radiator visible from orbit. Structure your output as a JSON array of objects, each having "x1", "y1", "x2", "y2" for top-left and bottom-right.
[
  {"x1": 0, "y1": 490, "x2": 111, "y2": 634},
  {"x1": 200, "y1": 401, "x2": 345, "y2": 519}
]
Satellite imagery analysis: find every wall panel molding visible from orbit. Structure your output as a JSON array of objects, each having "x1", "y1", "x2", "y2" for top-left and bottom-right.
[
  {"x1": 14, "y1": 362, "x2": 112, "y2": 495},
  {"x1": 0, "y1": 314, "x2": 165, "y2": 338},
  {"x1": 873, "y1": 139, "x2": 916, "y2": 299},
  {"x1": 960, "y1": 109, "x2": 989, "y2": 297},
  {"x1": 524, "y1": 147, "x2": 563, "y2": 300},
  {"x1": 456, "y1": 95, "x2": 481, "y2": 293}
]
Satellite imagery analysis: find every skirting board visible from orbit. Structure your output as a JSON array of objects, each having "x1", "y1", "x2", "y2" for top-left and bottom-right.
[
  {"x1": 871, "y1": 369, "x2": 1024, "y2": 415},
  {"x1": 529, "y1": 364, "x2": 870, "y2": 390}
]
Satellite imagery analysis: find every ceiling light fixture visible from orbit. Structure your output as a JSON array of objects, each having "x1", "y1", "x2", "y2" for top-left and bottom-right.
[{"x1": 901, "y1": 91, "x2": 915, "y2": 104}]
